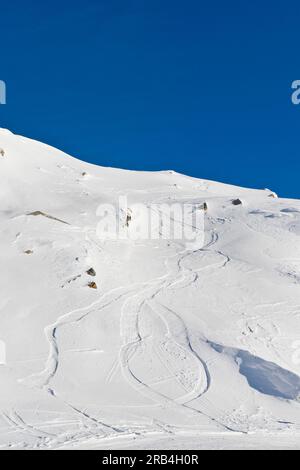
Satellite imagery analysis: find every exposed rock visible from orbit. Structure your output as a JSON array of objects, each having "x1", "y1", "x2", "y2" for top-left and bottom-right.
[
  {"x1": 125, "y1": 210, "x2": 132, "y2": 227},
  {"x1": 0, "y1": 148, "x2": 5, "y2": 157},
  {"x1": 88, "y1": 282, "x2": 98, "y2": 289},
  {"x1": 232, "y1": 199, "x2": 242, "y2": 206},
  {"x1": 28, "y1": 211, "x2": 69, "y2": 225},
  {"x1": 86, "y1": 268, "x2": 96, "y2": 277},
  {"x1": 200, "y1": 202, "x2": 208, "y2": 212},
  {"x1": 24, "y1": 250, "x2": 33, "y2": 255}
]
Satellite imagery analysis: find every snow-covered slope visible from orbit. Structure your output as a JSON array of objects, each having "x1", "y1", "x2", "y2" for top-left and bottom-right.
[{"x1": 0, "y1": 128, "x2": 300, "y2": 450}]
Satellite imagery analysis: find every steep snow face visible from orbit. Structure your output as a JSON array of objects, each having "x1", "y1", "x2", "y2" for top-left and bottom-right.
[{"x1": 0, "y1": 128, "x2": 300, "y2": 450}]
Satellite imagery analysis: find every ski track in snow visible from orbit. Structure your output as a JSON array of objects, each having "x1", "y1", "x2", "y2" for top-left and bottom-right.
[
  {"x1": 17, "y1": 205, "x2": 232, "y2": 444},
  {"x1": 4, "y1": 210, "x2": 297, "y2": 446},
  {"x1": 116, "y1": 222, "x2": 236, "y2": 433}
]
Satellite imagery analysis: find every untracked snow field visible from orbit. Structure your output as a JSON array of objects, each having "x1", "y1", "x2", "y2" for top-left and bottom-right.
[{"x1": 0, "y1": 128, "x2": 300, "y2": 450}]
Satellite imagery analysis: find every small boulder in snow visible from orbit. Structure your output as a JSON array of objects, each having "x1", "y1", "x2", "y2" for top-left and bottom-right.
[
  {"x1": 232, "y1": 199, "x2": 243, "y2": 206},
  {"x1": 86, "y1": 268, "x2": 96, "y2": 277},
  {"x1": 88, "y1": 282, "x2": 98, "y2": 290},
  {"x1": 125, "y1": 210, "x2": 132, "y2": 227}
]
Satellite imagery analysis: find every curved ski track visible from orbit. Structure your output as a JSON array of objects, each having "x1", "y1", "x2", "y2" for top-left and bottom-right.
[{"x1": 12, "y1": 206, "x2": 233, "y2": 447}]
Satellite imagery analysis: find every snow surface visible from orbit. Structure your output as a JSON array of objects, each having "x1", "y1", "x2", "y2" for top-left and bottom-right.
[{"x1": 0, "y1": 128, "x2": 300, "y2": 450}]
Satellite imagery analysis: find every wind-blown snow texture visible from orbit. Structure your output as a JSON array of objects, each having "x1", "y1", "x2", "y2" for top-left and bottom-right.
[{"x1": 0, "y1": 128, "x2": 300, "y2": 450}]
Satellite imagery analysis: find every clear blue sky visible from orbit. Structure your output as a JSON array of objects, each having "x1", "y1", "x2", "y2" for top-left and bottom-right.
[{"x1": 1, "y1": 0, "x2": 300, "y2": 198}]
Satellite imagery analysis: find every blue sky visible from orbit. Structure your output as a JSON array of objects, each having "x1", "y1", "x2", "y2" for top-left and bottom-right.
[{"x1": 1, "y1": 0, "x2": 300, "y2": 197}]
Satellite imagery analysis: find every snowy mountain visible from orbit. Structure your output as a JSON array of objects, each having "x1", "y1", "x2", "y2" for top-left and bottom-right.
[{"x1": 0, "y1": 128, "x2": 300, "y2": 450}]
